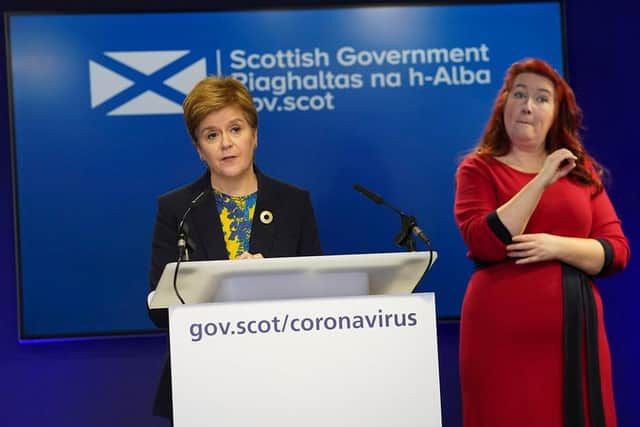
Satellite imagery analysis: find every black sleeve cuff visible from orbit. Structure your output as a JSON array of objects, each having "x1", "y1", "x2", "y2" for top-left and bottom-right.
[
  {"x1": 486, "y1": 211, "x2": 513, "y2": 245},
  {"x1": 596, "y1": 238, "x2": 614, "y2": 275}
]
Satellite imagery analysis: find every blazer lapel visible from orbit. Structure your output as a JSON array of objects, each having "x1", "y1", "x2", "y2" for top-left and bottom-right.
[
  {"x1": 250, "y1": 171, "x2": 277, "y2": 256},
  {"x1": 188, "y1": 173, "x2": 228, "y2": 261}
]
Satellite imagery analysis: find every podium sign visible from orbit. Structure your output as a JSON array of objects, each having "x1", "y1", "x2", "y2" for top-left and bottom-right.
[{"x1": 169, "y1": 293, "x2": 441, "y2": 427}]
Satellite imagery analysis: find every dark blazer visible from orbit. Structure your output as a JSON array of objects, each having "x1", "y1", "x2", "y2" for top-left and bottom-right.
[{"x1": 148, "y1": 168, "x2": 322, "y2": 419}]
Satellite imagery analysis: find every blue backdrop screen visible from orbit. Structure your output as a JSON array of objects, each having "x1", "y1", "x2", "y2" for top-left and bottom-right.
[{"x1": 8, "y1": 2, "x2": 564, "y2": 339}]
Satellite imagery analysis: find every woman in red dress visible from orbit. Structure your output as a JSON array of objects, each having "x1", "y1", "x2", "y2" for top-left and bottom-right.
[{"x1": 454, "y1": 58, "x2": 630, "y2": 427}]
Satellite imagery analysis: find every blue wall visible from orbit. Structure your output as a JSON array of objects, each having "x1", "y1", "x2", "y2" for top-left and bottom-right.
[
  {"x1": 0, "y1": 1, "x2": 636, "y2": 426},
  {"x1": 564, "y1": 1, "x2": 640, "y2": 424}
]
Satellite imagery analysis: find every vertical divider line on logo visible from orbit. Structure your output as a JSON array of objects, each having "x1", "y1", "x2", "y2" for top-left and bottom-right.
[{"x1": 216, "y1": 49, "x2": 222, "y2": 76}]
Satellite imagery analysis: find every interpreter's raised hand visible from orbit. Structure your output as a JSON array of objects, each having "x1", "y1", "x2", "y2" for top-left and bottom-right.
[
  {"x1": 235, "y1": 252, "x2": 264, "y2": 260},
  {"x1": 506, "y1": 233, "x2": 560, "y2": 264},
  {"x1": 537, "y1": 148, "x2": 577, "y2": 187}
]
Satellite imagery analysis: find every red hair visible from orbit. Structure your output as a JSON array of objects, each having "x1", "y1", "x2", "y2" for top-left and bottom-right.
[{"x1": 475, "y1": 58, "x2": 603, "y2": 192}]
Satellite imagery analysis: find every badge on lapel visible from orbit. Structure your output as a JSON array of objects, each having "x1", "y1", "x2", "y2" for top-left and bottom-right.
[{"x1": 259, "y1": 210, "x2": 273, "y2": 225}]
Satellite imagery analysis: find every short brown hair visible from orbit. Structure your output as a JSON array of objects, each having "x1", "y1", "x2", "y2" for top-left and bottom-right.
[{"x1": 182, "y1": 76, "x2": 258, "y2": 142}]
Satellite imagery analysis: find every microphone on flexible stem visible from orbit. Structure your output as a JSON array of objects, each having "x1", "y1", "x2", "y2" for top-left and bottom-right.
[
  {"x1": 353, "y1": 183, "x2": 435, "y2": 275},
  {"x1": 353, "y1": 184, "x2": 385, "y2": 205},
  {"x1": 173, "y1": 189, "x2": 213, "y2": 304},
  {"x1": 177, "y1": 189, "x2": 211, "y2": 261}
]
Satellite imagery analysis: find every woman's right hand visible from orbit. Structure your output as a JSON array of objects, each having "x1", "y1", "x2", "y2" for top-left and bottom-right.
[{"x1": 537, "y1": 148, "x2": 578, "y2": 187}]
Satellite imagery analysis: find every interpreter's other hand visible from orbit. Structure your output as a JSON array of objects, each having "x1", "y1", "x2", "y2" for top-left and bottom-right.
[
  {"x1": 235, "y1": 252, "x2": 264, "y2": 260},
  {"x1": 506, "y1": 233, "x2": 559, "y2": 264},
  {"x1": 538, "y1": 148, "x2": 577, "y2": 187}
]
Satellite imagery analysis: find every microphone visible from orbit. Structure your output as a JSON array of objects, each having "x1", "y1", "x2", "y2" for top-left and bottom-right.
[
  {"x1": 352, "y1": 183, "x2": 432, "y2": 249},
  {"x1": 177, "y1": 189, "x2": 213, "y2": 261},
  {"x1": 173, "y1": 188, "x2": 212, "y2": 304},
  {"x1": 353, "y1": 183, "x2": 384, "y2": 205},
  {"x1": 352, "y1": 183, "x2": 435, "y2": 279}
]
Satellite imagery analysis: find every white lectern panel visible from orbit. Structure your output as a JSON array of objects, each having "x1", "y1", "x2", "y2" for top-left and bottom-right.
[{"x1": 169, "y1": 293, "x2": 441, "y2": 427}]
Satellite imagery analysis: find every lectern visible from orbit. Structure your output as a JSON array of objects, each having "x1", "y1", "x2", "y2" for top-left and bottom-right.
[{"x1": 148, "y1": 251, "x2": 441, "y2": 427}]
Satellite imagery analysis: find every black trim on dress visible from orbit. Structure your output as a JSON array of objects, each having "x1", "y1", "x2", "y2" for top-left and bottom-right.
[
  {"x1": 486, "y1": 211, "x2": 513, "y2": 245},
  {"x1": 596, "y1": 238, "x2": 614, "y2": 275},
  {"x1": 561, "y1": 264, "x2": 605, "y2": 427}
]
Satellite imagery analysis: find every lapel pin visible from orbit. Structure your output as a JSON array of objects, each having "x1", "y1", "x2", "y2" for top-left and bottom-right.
[{"x1": 259, "y1": 210, "x2": 273, "y2": 225}]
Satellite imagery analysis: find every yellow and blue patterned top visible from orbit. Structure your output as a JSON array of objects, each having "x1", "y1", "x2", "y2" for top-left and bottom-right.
[{"x1": 214, "y1": 189, "x2": 257, "y2": 259}]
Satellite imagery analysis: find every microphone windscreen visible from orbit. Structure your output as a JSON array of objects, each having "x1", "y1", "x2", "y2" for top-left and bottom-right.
[{"x1": 353, "y1": 184, "x2": 384, "y2": 204}]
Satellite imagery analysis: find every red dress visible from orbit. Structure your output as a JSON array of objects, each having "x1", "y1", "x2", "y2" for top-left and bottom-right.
[{"x1": 454, "y1": 155, "x2": 630, "y2": 427}]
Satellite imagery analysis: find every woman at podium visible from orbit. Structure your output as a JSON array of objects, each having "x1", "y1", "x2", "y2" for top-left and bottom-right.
[
  {"x1": 148, "y1": 76, "x2": 322, "y2": 422},
  {"x1": 454, "y1": 58, "x2": 630, "y2": 427}
]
